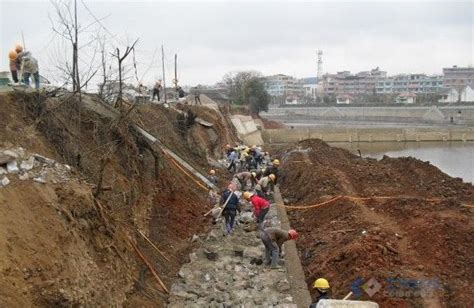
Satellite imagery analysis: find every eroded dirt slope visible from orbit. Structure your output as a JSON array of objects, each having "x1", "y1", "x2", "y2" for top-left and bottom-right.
[{"x1": 0, "y1": 93, "x2": 231, "y2": 307}]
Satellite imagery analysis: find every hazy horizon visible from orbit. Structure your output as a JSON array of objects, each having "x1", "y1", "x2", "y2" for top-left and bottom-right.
[{"x1": 1, "y1": 0, "x2": 472, "y2": 87}]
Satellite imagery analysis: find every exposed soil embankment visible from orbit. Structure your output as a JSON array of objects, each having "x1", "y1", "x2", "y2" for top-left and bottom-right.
[
  {"x1": 278, "y1": 139, "x2": 474, "y2": 307},
  {"x1": 0, "y1": 93, "x2": 235, "y2": 307}
]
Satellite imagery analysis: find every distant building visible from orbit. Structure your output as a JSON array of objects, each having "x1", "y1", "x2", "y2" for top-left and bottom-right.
[
  {"x1": 438, "y1": 88, "x2": 459, "y2": 103},
  {"x1": 322, "y1": 67, "x2": 387, "y2": 96},
  {"x1": 439, "y1": 85, "x2": 474, "y2": 103},
  {"x1": 443, "y1": 66, "x2": 474, "y2": 90},
  {"x1": 264, "y1": 74, "x2": 303, "y2": 97},
  {"x1": 396, "y1": 92, "x2": 416, "y2": 104},
  {"x1": 336, "y1": 94, "x2": 353, "y2": 105},
  {"x1": 376, "y1": 74, "x2": 443, "y2": 94},
  {"x1": 299, "y1": 77, "x2": 318, "y2": 99}
]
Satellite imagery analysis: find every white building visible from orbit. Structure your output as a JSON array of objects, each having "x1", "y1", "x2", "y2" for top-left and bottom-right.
[
  {"x1": 299, "y1": 77, "x2": 318, "y2": 99},
  {"x1": 396, "y1": 92, "x2": 416, "y2": 104},
  {"x1": 439, "y1": 86, "x2": 474, "y2": 103},
  {"x1": 461, "y1": 85, "x2": 474, "y2": 102},
  {"x1": 438, "y1": 88, "x2": 459, "y2": 103},
  {"x1": 336, "y1": 95, "x2": 353, "y2": 104}
]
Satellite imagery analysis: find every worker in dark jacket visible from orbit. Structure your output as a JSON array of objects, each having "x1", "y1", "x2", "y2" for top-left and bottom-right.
[
  {"x1": 242, "y1": 191, "x2": 270, "y2": 230},
  {"x1": 221, "y1": 184, "x2": 239, "y2": 234},
  {"x1": 259, "y1": 228, "x2": 298, "y2": 268},
  {"x1": 263, "y1": 159, "x2": 280, "y2": 182},
  {"x1": 309, "y1": 278, "x2": 331, "y2": 308}
]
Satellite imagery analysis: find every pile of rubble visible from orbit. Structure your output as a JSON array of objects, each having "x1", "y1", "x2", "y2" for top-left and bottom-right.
[
  {"x1": 168, "y1": 201, "x2": 297, "y2": 307},
  {"x1": 0, "y1": 147, "x2": 72, "y2": 187}
]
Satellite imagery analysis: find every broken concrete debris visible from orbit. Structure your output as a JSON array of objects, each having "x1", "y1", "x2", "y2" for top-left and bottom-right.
[
  {"x1": 168, "y1": 199, "x2": 298, "y2": 307},
  {"x1": 0, "y1": 147, "x2": 71, "y2": 187},
  {"x1": 6, "y1": 160, "x2": 19, "y2": 173},
  {"x1": 1, "y1": 176, "x2": 10, "y2": 187}
]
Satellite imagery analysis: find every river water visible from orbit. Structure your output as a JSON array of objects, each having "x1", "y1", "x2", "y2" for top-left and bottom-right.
[{"x1": 329, "y1": 141, "x2": 474, "y2": 184}]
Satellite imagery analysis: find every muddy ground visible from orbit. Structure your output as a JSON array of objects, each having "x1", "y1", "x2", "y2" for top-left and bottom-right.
[{"x1": 278, "y1": 139, "x2": 474, "y2": 307}]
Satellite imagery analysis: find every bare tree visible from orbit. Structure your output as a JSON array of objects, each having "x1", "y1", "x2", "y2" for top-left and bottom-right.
[{"x1": 112, "y1": 39, "x2": 139, "y2": 108}]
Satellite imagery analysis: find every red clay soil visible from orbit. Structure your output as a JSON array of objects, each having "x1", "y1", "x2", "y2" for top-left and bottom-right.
[
  {"x1": 0, "y1": 93, "x2": 222, "y2": 307},
  {"x1": 278, "y1": 139, "x2": 474, "y2": 307}
]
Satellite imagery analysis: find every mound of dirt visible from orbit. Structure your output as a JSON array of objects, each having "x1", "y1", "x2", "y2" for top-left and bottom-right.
[{"x1": 278, "y1": 139, "x2": 474, "y2": 307}]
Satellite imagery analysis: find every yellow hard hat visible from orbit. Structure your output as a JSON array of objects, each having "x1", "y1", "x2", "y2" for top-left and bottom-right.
[
  {"x1": 251, "y1": 145, "x2": 257, "y2": 149},
  {"x1": 251, "y1": 172, "x2": 257, "y2": 178},
  {"x1": 210, "y1": 169, "x2": 215, "y2": 175},
  {"x1": 8, "y1": 50, "x2": 17, "y2": 60},
  {"x1": 313, "y1": 278, "x2": 330, "y2": 290},
  {"x1": 242, "y1": 191, "x2": 253, "y2": 200},
  {"x1": 15, "y1": 44, "x2": 23, "y2": 53},
  {"x1": 269, "y1": 174, "x2": 276, "y2": 181},
  {"x1": 273, "y1": 159, "x2": 280, "y2": 166}
]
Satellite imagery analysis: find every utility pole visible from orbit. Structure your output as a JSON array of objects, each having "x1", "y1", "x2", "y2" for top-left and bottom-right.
[
  {"x1": 21, "y1": 31, "x2": 26, "y2": 51},
  {"x1": 174, "y1": 53, "x2": 177, "y2": 84},
  {"x1": 161, "y1": 45, "x2": 167, "y2": 103}
]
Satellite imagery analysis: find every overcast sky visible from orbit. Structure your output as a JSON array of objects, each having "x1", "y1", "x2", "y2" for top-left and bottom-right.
[{"x1": 1, "y1": 0, "x2": 472, "y2": 87}]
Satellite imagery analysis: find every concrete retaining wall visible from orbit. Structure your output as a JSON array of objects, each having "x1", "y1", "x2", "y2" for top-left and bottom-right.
[
  {"x1": 262, "y1": 127, "x2": 474, "y2": 143},
  {"x1": 262, "y1": 106, "x2": 474, "y2": 125}
]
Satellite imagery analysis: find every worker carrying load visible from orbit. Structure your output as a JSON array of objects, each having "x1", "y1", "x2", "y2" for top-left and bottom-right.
[
  {"x1": 15, "y1": 45, "x2": 40, "y2": 89},
  {"x1": 232, "y1": 171, "x2": 257, "y2": 190},
  {"x1": 309, "y1": 278, "x2": 331, "y2": 308},
  {"x1": 8, "y1": 50, "x2": 19, "y2": 83},
  {"x1": 259, "y1": 228, "x2": 298, "y2": 269},
  {"x1": 221, "y1": 183, "x2": 239, "y2": 235},
  {"x1": 242, "y1": 191, "x2": 270, "y2": 230},
  {"x1": 255, "y1": 174, "x2": 276, "y2": 199}
]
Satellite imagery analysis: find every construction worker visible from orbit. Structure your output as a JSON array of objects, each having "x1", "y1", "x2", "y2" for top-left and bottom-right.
[
  {"x1": 227, "y1": 149, "x2": 238, "y2": 173},
  {"x1": 15, "y1": 46, "x2": 40, "y2": 89},
  {"x1": 255, "y1": 174, "x2": 276, "y2": 199},
  {"x1": 221, "y1": 183, "x2": 239, "y2": 235},
  {"x1": 8, "y1": 50, "x2": 19, "y2": 83},
  {"x1": 242, "y1": 191, "x2": 270, "y2": 230},
  {"x1": 259, "y1": 228, "x2": 298, "y2": 269},
  {"x1": 152, "y1": 80, "x2": 162, "y2": 102},
  {"x1": 263, "y1": 159, "x2": 280, "y2": 180},
  {"x1": 192, "y1": 87, "x2": 202, "y2": 105},
  {"x1": 309, "y1": 278, "x2": 331, "y2": 307},
  {"x1": 208, "y1": 169, "x2": 218, "y2": 185},
  {"x1": 232, "y1": 171, "x2": 257, "y2": 190}
]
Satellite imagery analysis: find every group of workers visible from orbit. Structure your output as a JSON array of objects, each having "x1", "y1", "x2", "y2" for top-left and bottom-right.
[
  {"x1": 8, "y1": 44, "x2": 40, "y2": 89},
  {"x1": 208, "y1": 143, "x2": 331, "y2": 306},
  {"x1": 150, "y1": 80, "x2": 201, "y2": 105}
]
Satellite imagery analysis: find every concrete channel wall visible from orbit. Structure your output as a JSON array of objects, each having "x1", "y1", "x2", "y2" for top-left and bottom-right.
[
  {"x1": 262, "y1": 106, "x2": 474, "y2": 123},
  {"x1": 262, "y1": 127, "x2": 474, "y2": 143}
]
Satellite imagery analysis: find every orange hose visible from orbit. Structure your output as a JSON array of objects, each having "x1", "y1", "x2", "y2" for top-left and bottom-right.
[
  {"x1": 167, "y1": 156, "x2": 209, "y2": 191},
  {"x1": 284, "y1": 195, "x2": 442, "y2": 210}
]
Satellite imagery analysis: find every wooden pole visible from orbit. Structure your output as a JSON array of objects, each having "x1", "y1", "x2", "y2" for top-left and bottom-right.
[
  {"x1": 128, "y1": 237, "x2": 169, "y2": 293},
  {"x1": 137, "y1": 230, "x2": 170, "y2": 261},
  {"x1": 161, "y1": 45, "x2": 167, "y2": 103},
  {"x1": 174, "y1": 53, "x2": 177, "y2": 84}
]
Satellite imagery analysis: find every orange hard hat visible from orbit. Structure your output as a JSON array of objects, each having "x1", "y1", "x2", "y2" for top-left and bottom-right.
[
  {"x1": 8, "y1": 50, "x2": 17, "y2": 60},
  {"x1": 288, "y1": 229, "x2": 298, "y2": 240},
  {"x1": 15, "y1": 44, "x2": 23, "y2": 53}
]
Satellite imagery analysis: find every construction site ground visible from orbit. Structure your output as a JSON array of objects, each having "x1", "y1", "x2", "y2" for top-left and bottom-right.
[
  {"x1": 1, "y1": 90, "x2": 474, "y2": 308},
  {"x1": 277, "y1": 139, "x2": 474, "y2": 307}
]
